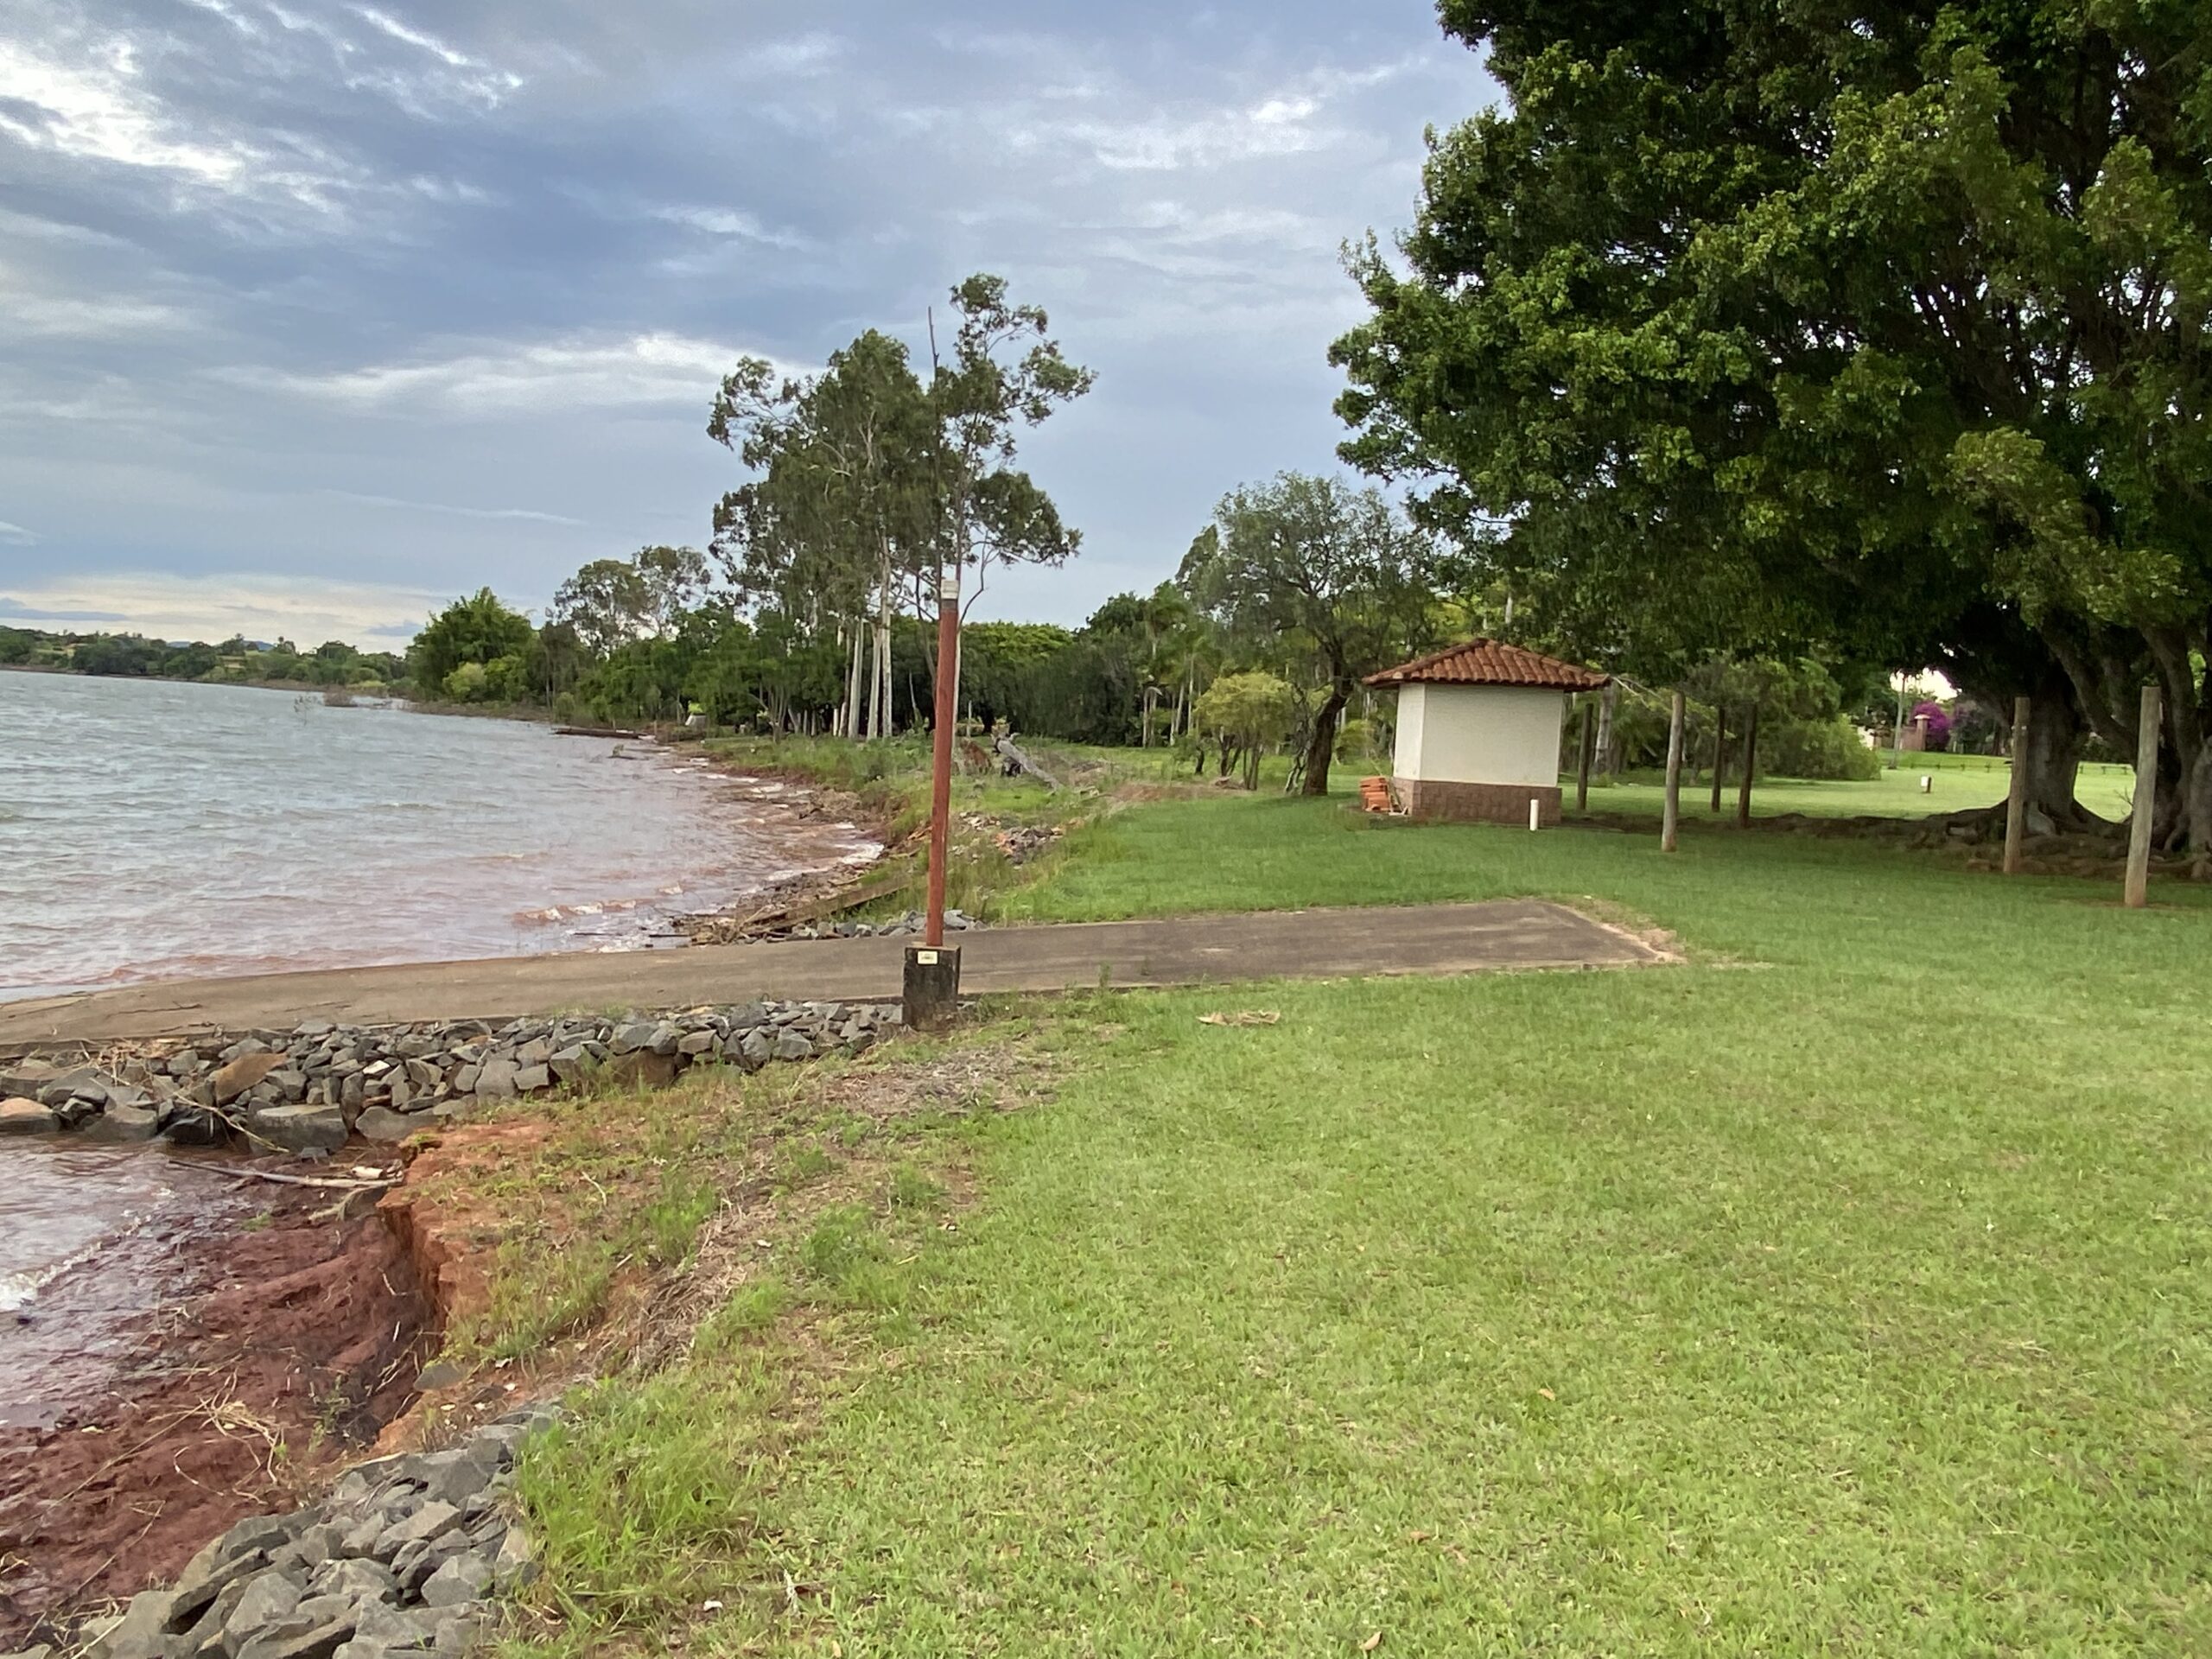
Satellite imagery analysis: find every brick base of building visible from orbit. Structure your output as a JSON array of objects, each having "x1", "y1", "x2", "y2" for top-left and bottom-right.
[{"x1": 1395, "y1": 778, "x2": 1562, "y2": 827}]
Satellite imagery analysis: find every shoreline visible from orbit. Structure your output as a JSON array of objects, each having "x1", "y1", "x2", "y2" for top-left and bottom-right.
[{"x1": 0, "y1": 1167, "x2": 433, "y2": 1648}]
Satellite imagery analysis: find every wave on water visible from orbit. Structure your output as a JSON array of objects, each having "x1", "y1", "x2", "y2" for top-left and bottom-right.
[{"x1": 0, "y1": 1190, "x2": 170, "y2": 1313}]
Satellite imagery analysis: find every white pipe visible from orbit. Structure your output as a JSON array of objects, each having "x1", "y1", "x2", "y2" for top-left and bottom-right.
[{"x1": 1529, "y1": 797, "x2": 1541, "y2": 832}]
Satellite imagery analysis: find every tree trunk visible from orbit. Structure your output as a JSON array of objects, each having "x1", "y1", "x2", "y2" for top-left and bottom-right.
[
  {"x1": 1575, "y1": 700, "x2": 1593, "y2": 814},
  {"x1": 1597, "y1": 680, "x2": 1619, "y2": 776},
  {"x1": 1662, "y1": 690, "x2": 1686, "y2": 853},
  {"x1": 869, "y1": 571, "x2": 891, "y2": 740},
  {"x1": 2014, "y1": 675, "x2": 2093, "y2": 830},
  {"x1": 1141, "y1": 687, "x2": 1156, "y2": 748},
  {"x1": 1736, "y1": 702, "x2": 1758, "y2": 830},
  {"x1": 1300, "y1": 685, "x2": 1350, "y2": 797},
  {"x1": 1708, "y1": 707, "x2": 1726, "y2": 813},
  {"x1": 842, "y1": 625, "x2": 864, "y2": 741}
]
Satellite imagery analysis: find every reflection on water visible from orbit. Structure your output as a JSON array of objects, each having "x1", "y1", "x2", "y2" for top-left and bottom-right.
[
  {"x1": 0, "y1": 675, "x2": 877, "y2": 1001},
  {"x1": 0, "y1": 1141, "x2": 254, "y2": 1429}
]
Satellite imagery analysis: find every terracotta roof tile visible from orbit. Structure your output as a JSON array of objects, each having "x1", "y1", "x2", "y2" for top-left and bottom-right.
[{"x1": 1363, "y1": 639, "x2": 1611, "y2": 691}]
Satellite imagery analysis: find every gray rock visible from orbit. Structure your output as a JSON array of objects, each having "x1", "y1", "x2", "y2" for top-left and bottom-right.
[
  {"x1": 222, "y1": 1569, "x2": 304, "y2": 1647},
  {"x1": 473, "y1": 1058, "x2": 518, "y2": 1099},
  {"x1": 404, "y1": 1058, "x2": 442, "y2": 1093},
  {"x1": 304, "y1": 1555, "x2": 398, "y2": 1606},
  {"x1": 340, "y1": 1601, "x2": 446, "y2": 1656},
  {"x1": 451, "y1": 1064, "x2": 480, "y2": 1095},
  {"x1": 162, "y1": 1103, "x2": 226, "y2": 1147},
  {"x1": 2, "y1": 1644, "x2": 54, "y2": 1659},
  {"x1": 419, "y1": 1553, "x2": 493, "y2": 1609},
  {"x1": 0, "y1": 1097, "x2": 58, "y2": 1135},
  {"x1": 513, "y1": 1038, "x2": 551, "y2": 1068},
  {"x1": 546, "y1": 1045, "x2": 593, "y2": 1084},
  {"x1": 84, "y1": 1101, "x2": 162, "y2": 1141},
  {"x1": 250, "y1": 1103, "x2": 348, "y2": 1156},
  {"x1": 646, "y1": 1021, "x2": 683, "y2": 1056},
  {"x1": 512, "y1": 1064, "x2": 550, "y2": 1094},
  {"x1": 738, "y1": 1030, "x2": 772, "y2": 1069},
  {"x1": 354, "y1": 1107, "x2": 417, "y2": 1144},
  {"x1": 175, "y1": 1574, "x2": 255, "y2": 1657},
  {"x1": 416, "y1": 1444, "x2": 502, "y2": 1508},
  {"x1": 269, "y1": 1069, "x2": 310, "y2": 1103},
  {"x1": 771, "y1": 1031, "x2": 816, "y2": 1063},
  {"x1": 83, "y1": 1586, "x2": 176, "y2": 1659},
  {"x1": 0, "y1": 1058, "x2": 66, "y2": 1096},
  {"x1": 429, "y1": 1604, "x2": 488, "y2": 1655},
  {"x1": 236, "y1": 1611, "x2": 358, "y2": 1659},
  {"x1": 677, "y1": 1028, "x2": 716, "y2": 1057},
  {"x1": 290, "y1": 1522, "x2": 346, "y2": 1572},
  {"x1": 491, "y1": 1526, "x2": 538, "y2": 1592},
  {"x1": 601, "y1": 1049, "x2": 677, "y2": 1089},
  {"x1": 340, "y1": 1071, "x2": 366, "y2": 1111},
  {"x1": 608, "y1": 1021, "x2": 657, "y2": 1055},
  {"x1": 376, "y1": 1500, "x2": 461, "y2": 1559}
]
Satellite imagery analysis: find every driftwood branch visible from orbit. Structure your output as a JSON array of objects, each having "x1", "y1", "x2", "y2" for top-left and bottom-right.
[
  {"x1": 214, "y1": 1167, "x2": 399, "y2": 1193},
  {"x1": 993, "y1": 734, "x2": 1061, "y2": 791}
]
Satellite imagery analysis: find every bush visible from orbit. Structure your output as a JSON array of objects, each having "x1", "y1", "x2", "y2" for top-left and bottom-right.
[
  {"x1": 1335, "y1": 717, "x2": 1384, "y2": 766},
  {"x1": 1761, "y1": 715, "x2": 1881, "y2": 780}
]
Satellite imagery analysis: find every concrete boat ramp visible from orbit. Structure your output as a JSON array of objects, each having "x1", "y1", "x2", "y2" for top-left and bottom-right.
[{"x1": 0, "y1": 899, "x2": 1664, "y2": 1049}]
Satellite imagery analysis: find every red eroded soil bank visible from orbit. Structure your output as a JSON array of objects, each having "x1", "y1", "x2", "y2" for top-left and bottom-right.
[{"x1": 0, "y1": 1183, "x2": 432, "y2": 1648}]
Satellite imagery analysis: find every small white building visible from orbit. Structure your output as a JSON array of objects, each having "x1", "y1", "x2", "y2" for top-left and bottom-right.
[{"x1": 1364, "y1": 640, "x2": 1611, "y2": 825}]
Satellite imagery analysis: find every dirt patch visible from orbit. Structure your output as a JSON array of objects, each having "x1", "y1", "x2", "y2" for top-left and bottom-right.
[{"x1": 0, "y1": 1185, "x2": 431, "y2": 1648}]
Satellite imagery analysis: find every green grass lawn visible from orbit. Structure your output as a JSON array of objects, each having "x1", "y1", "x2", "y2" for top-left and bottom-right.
[
  {"x1": 510, "y1": 794, "x2": 2212, "y2": 1656},
  {"x1": 1576, "y1": 751, "x2": 2140, "y2": 823}
]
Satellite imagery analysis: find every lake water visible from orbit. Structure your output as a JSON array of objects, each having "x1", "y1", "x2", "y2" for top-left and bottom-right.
[
  {"x1": 0, "y1": 672, "x2": 877, "y2": 1001},
  {"x1": 0, "y1": 672, "x2": 878, "y2": 1414}
]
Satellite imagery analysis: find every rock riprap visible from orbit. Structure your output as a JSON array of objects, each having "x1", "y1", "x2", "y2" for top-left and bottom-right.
[
  {"x1": 1, "y1": 1000, "x2": 901, "y2": 1156},
  {"x1": 80, "y1": 1408, "x2": 557, "y2": 1659}
]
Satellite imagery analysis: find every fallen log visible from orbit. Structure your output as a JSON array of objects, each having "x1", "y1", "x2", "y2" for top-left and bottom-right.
[{"x1": 993, "y1": 734, "x2": 1061, "y2": 791}]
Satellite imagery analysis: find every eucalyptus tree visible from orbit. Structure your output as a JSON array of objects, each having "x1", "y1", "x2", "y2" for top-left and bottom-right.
[
  {"x1": 926, "y1": 274, "x2": 1096, "y2": 621},
  {"x1": 1337, "y1": 0, "x2": 2212, "y2": 856},
  {"x1": 709, "y1": 330, "x2": 934, "y2": 739}
]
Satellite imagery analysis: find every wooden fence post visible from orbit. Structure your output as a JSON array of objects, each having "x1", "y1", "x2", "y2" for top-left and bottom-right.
[
  {"x1": 2126, "y1": 683, "x2": 2161, "y2": 908},
  {"x1": 1575, "y1": 700, "x2": 1594, "y2": 815},
  {"x1": 1662, "y1": 690, "x2": 1687, "y2": 853},
  {"x1": 1736, "y1": 702, "x2": 1758, "y2": 830},
  {"x1": 2003, "y1": 696, "x2": 2031, "y2": 875}
]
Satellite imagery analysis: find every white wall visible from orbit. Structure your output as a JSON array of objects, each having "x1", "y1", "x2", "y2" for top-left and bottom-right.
[
  {"x1": 1398, "y1": 683, "x2": 1566, "y2": 787},
  {"x1": 1391, "y1": 684, "x2": 1427, "y2": 777}
]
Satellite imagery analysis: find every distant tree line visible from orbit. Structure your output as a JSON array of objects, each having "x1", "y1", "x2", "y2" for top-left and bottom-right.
[{"x1": 0, "y1": 625, "x2": 405, "y2": 690}]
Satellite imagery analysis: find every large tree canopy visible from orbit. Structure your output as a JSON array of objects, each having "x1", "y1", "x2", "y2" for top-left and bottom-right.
[{"x1": 1336, "y1": 0, "x2": 2212, "y2": 855}]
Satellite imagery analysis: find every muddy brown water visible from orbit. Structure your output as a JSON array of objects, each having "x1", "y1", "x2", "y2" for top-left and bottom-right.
[{"x1": 0, "y1": 1141, "x2": 259, "y2": 1430}]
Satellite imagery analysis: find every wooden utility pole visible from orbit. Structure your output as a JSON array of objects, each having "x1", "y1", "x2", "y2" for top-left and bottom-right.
[
  {"x1": 1736, "y1": 702, "x2": 1758, "y2": 830},
  {"x1": 2003, "y1": 696, "x2": 2031, "y2": 876},
  {"x1": 1709, "y1": 707, "x2": 1727, "y2": 813},
  {"x1": 905, "y1": 567, "x2": 964, "y2": 1029},
  {"x1": 1575, "y1": 700, "x2": 1594, "y2": 815},
  {"x1": 2126, "y1": 683, "x2": 2161, "y2": 909},
  {"x1": 1662, "y1": 690, "x2": 1687, "y2": 853}
]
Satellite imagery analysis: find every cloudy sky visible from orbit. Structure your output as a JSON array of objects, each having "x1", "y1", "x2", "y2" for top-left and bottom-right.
[{"x1": 0, "y1": 0, "x2": 1494, "y2": 645}]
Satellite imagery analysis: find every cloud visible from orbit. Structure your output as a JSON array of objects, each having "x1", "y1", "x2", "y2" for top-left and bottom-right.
[
  {"x1": 651, "y1": 204, "x2": 810, "y2": 251},
  {"x1": 0, "y1": 521, "x2": 38, "y2": 546},
  {"x1": 0, "y1": 597, "x2": 127, "y2": 622},
  {"x1": 318, "y1": 489, "x2": 587, "y2": 526},
  {"x1": 0, "y1": 35, "x2": 255, "y2": 184},
  {"x1": 0, "y1": 570, "x2": 442, "y2": 645},
  {"x1": 221, "y1": 333, "x2": 790, "y2": 416}
]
